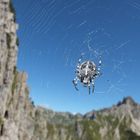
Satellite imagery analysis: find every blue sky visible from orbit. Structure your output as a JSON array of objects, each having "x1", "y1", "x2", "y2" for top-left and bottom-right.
[{"x1": 13, "y1": 0, "x2": 140, "y2": 114}]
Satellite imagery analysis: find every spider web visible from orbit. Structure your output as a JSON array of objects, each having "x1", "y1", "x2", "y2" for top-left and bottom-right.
[{"x1": 14, "y1": 0, "x2": 134, "y2": 96}]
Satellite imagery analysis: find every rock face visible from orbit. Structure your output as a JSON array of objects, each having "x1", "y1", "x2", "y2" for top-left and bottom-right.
[{"x1": 0, "y1": 0, "x2": 140, "y2": 140}]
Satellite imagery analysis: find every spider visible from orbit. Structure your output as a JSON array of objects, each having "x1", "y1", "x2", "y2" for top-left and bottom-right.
[{"x1": 72, "y1": 58, "x2": 101, "y2": 94}]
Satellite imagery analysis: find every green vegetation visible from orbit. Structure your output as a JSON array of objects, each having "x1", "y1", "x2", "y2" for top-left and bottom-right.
[
  {"x1": 31, "y1": 101, "x2": 35, "y2": 107},
  {"x1": 51, "y1": 114, "x2": 75, "y2": 125},
  {"x1": 9, "y1": 1, "x2": 20, "y2": 47},
  {"x1": 80, "y1": 119, "x2": 101, "y2": 140},
  {"x1": 29, "y1": 97, "x2": 35, "y2": 107},
  {"x1": 6, "y1": 33, "x2": 11, "y2": 49},
  {"x1": 106, "y1": 115, "x2": 119, "y2": 128},
  {"x1": 119, "y1": 116, "x2": 133, "y2": 140},
  {"x1": 9, "y1": 0, "x2": 16, "y2": 22},
  {"x1": 47, "y1": 123, "x2": 55, "y2": 139},
  {"x1": 8, "y1": 97, "x2": 13, "y2": 107},
  {"x1": 46, "y1": 122, "x2": 80, "y2": 140},
  {"x1": 16, "y1": 37, "x2": 19, "y2": 46},
  {"x1": 13, "y1": 66, "x2": 17, "y2": 74},
  {"x1": 34, "y1": 123, "x2": 45, "y2": 139},
  {"x1": 25, "y1": 87, "x2": 29, "y2": 95},
  {"x1": 33, "y1": 113, "x2": 139, "y2": 140},
  {"x1": 103, "y1": 115, "x2": 119, "y2": 139},
  {"x1": 0, "y1": 116, "x2": 4, "y2": 125},
  {"x1": 6, "y1": 30, "x2": 19, "y2": 49},
  {"x1": 126, "y1": 130, "x2": 140, "y2": 140},
  {"x1": 11, "y1": 71, "x2": 18, "y2": 95}
]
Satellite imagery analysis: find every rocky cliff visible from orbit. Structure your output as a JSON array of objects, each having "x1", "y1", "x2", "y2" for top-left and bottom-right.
[{"x1": 0, "y1": 0, "x2": 140, "y2": 140}]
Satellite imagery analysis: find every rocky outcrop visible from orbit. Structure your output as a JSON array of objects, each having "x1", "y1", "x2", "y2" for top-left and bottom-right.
[
  {"x1": 0, "y1": 0, "x2": 18, "y2": 118},
  {"x1": 0, "y1": 0, "x2": 140, "y2": 140},
  {"x1": 0, "y1": 0, "x2": 34, "y2": 139},
  {"x1": 0, "y1": 0, "x2": 18, "y2": 139}
]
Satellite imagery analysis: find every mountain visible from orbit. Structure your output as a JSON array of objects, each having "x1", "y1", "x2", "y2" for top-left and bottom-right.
[{"x1": 0, "y1": 0, "x2": 140, "y2": 140}]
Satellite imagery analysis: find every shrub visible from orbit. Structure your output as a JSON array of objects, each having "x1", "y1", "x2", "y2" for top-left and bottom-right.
[{"x1": 9, "y1": 0, "x2": 16, "y2": 22}]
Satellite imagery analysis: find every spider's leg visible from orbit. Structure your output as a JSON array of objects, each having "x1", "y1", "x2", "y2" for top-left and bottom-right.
[
  {"x1": 97, "y1": 60, "x2": 102, "y2": 77},
  {"x1": 99, "y1": 60, "x2": 102, "y2": 66},
  {"x1": 74, "y1": 84, "x2": 79, "y2": 91},
  {"x1": 92, "y1": 79, "x2": 95, "y2": 94},
  {"x1": 92, "y1": 85, "x2": 95, "y2": 94},
  {"x1": 88, "y1": 82, "x2": 91, "y2": 95},
  {"x1": 77, "y1": 53, "x2": 84, "y2": 65},
  {"x1": 77, "y1": 59, "x2": 81, "y2": 67},
  {"x1": 95, "y1": 70, "x2": 102, "y2": 78},
  {"x1": 72, "y1": 78, "x2": 79, "y2": 91},
  {"x1": 88, "y1": 86, "x2": 91, "y2": 95}
]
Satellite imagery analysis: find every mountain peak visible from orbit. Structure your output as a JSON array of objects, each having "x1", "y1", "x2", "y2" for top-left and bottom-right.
[{"x1": 117, "y1": 96, "x2": 137, "y2": 106}]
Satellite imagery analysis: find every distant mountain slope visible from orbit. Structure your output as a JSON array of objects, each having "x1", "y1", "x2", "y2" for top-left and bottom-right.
[
  {"x1": 33, "y1": 96, "x2": 140, "y2": 140},
  {"x1": 0, "y1": 0, "x2": 140, "y2": 140}
]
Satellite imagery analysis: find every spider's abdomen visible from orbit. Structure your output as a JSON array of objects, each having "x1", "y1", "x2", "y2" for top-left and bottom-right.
[{"x1": 76, "y1": 61, "x2": 97, "y2": 85}]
